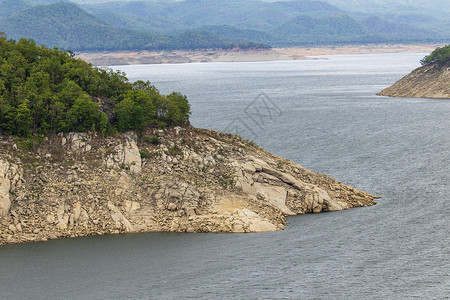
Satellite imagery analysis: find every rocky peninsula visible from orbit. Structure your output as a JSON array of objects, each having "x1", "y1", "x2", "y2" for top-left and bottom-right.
[
  {"x1": 378, "y1": 63, "x2": 450, "y2": 98},
  {"x1": 0, "y1": 126, "x2": 377, "y2": 245},
  {"x1": 378, "y1": 45, "x2": 450, "y2": 99}
]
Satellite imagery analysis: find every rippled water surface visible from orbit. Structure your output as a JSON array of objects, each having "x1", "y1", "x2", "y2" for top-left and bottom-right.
[{"x1": 1, "y1": 53, "x2": 449, "y2": 299}]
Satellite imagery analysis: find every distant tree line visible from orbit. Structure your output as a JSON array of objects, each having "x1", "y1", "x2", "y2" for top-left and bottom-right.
[
  {"x1": 0, "y1": 36, "x2": 190, "y2": 137},
  {"x1": 421, "y1": 45, "x2": 450, "y2": 66}
]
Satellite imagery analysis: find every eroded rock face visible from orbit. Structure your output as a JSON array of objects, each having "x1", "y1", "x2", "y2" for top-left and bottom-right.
[
  {"x1": 68, "y1": 132, "x2": 92, "y2": 152},
  {"x1": 0, "y1": 160, "x2": 12, "y2": 217},
  {"x1": 0, "y1": 127, "x2": 376, "y2": 245},
  {"x1": 105, "y1": 133, "x2": 142, "y2": 174},
  {"x1": 0, "y1": 159, "x2": 21, "y2": 217}
]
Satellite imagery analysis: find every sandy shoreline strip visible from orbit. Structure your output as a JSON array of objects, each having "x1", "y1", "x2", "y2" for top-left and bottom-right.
[{"x1": 76, "y1": 44, "x2": 441, "y2": 66}]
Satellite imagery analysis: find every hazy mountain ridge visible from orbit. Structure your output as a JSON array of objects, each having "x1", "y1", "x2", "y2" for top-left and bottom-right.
[
  {"x1": 362, "y1": 16, "x2": 436, "y2": 36},
  {"x1": 0, "y1": 2, "x2": 160, "y2": 51},
  {"x1": 0, "y1": 0, "x2": 447, "y2": 51},
  {"x1": 0, "y1": 0, "x2": 31, "y2": 21},
  {"x1": 0, "y1": 2, "x2": 268, "y2": 51},
  {"x1": 81, "y1": 0, "x2": 449, "y2": 45},
  {"x1": 322, "y1": 0, "x2": 450, "y2": 14}
]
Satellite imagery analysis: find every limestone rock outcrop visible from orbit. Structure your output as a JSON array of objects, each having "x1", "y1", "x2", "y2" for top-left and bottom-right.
[{"x1": 0, "y1": 126, "x2": 376, "y2": 245}]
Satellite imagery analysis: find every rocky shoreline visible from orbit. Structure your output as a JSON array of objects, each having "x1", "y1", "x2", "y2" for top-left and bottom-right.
[
  {"x1": 0, "y1": 126, "x2": 377, "y2": 245},
  {"x1": 378, "y1": 62, "x2": 450, "y2": 98}
]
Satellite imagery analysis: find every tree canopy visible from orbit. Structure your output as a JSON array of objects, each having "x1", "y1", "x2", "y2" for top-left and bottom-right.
[
  {"x1": 420, "y1": 45, "x2": 450, "y2": 66},
  {"x1": 0, "y1": 36, "x2": 191, "y2": 136}
]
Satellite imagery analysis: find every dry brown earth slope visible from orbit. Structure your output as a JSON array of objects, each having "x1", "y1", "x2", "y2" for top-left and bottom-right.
[{"x1": 378, "y1": 62, "x2": 450, "y2": 98}]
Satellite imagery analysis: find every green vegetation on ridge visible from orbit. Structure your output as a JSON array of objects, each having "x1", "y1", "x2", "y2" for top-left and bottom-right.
[
  {"x1": 0, "y1": 36, "x2": 191, "y2": 136},
  {"x1": 421, "y1": 45, "x2": 450, "y2": 66}
]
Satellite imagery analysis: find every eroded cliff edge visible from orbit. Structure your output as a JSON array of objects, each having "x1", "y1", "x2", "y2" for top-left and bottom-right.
[
  {"x1": 0, "y1": 127, "x2": 376, "y2": 245},
  {"x1": 377, "y1": 62, "x2": 450, "y2": 98}
]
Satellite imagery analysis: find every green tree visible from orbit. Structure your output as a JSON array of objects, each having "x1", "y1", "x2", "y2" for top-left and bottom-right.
[
  {"x1": 49, "y1": 99, "x2": 68, "y2": 133},
  {"x1": 114, "y1": 90, "x2": 155, "y2": 131},
  {"x1": 0, "y1": 99, "x2": 16, "y2": 134},
  {"x1": 67, "y1": 95, "x2": 102, "y2": 132},
  {"x1": 16, "y1": 38, "x2": 40, "y2": 64},
  {"x1": 57, "y1": 79, "x2": 84, "y2": 107},
  {"x1": 114, "y1": 96, "x2": 142, "y2": 132},
  {"x1": 166, "y1": 92, "x2": 191, "y2": 126},
  {"x1": 421, "y1": 45, "x2": 450, "y2": 66},
  {"x1": 15, "y1": 99, "x2": 33, "y2": 136},
  {"x1": 99, "y1": 112, "x2": 109, "y2": 134},
  {"x1": 97, "y1": 69, "x2": 132, "y2": 99}
]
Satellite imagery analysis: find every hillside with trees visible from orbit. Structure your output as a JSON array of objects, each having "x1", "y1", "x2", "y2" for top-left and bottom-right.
[
  {"x1": 82, "y1": 0, "x2": 448, "y2": 46},
  {"x1": 0, "y1": 36, "x2": 191, "y2": 137},
  {"x1": 0, "y1": 2, "x2": 269, "y2": 51},
  {"x1": 0, "y1": 2, "x2": 160, "y2": 51},
  {"x1": 0, "y1": 0, "x2": 30, "y2": 21},
  {"x1": 0, "y1": 0, "x2": 448, "y2": 51}
]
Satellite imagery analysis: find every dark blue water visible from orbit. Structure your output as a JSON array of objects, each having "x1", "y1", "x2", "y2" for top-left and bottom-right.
[{"x1": 1, "y1": 54, "x2": 449, "y2": 299}]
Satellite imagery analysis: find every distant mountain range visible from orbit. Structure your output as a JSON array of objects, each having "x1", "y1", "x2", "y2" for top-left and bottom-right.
[{"x1": 0, "y1": 0, "x2": 448, "y2": 52}]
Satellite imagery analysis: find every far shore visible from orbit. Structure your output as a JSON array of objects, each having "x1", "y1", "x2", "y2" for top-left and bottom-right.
[{"x1": 76, "y1": 44, "x2": 441, "y2": 66}]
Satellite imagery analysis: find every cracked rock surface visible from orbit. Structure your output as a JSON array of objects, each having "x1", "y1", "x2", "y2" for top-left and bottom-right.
[{"x1": 0, "y1": 126, "x2": 376, "y2": 245}]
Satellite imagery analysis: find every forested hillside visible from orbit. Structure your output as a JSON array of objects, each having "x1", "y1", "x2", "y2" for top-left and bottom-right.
[
  {"x1": 0, "y1": 0, "x2": 448, "y2": 51},
  {"x1": 0, "y1": 2, "x2": 160, "y2": 51},
  {"x1": 0, "y1": 36, "x2": 191, "y2": 137},
  {"x1": 274, "y1": 14, "x2": 367, "y2": 44},
  {"x1": 0, "y1": 0, "x2": 30, "y2": 20},
  {"x1": 0, "y1": 2, "x2": 268, "y2": 51},
  {"x1": 82, "y1": 0, "x2": 448, "y2": 46}
]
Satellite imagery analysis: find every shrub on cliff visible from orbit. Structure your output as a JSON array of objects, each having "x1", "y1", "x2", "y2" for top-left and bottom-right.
[
  {"x1": 0, "y1": 35, "x2": 190, "y2": 136},
  {"x1": 420, "y1": 45, "x2": 450, "y2": 66}
]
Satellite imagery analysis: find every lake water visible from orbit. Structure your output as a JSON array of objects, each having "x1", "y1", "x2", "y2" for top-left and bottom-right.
[{"x1": 1, "y1": 54, "x2": 449, "y2": 299}]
